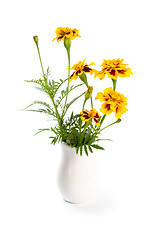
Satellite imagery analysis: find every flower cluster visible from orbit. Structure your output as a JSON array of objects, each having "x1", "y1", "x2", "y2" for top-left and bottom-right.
[
  {"x1": 52, "y1": 27, "x2": 133, "y2": 125},
  {"x1": 28, "y1": 26, "x2": 133, "y2": 155}
]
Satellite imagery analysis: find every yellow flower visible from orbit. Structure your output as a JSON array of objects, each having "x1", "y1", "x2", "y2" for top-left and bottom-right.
[
  {"x1": 52, "y1": 27, "x2": 81, "y2": 42},
  {"x1": 72, "y1": 28, "x2": 81, "y2": 39},
  {"x1": 69, "y1": 59, "x2": 95, "y2": 82},
  {"x1": 80, "y1": 108, "x2": 101, "y2": 126},
  {"x1": 92, "y1": 70, "x2": 106, "y2": 80},
  {"x1": 93, "y1": 58, "x2": 133, "y2": 80},
  {"x1": 95, "y1": 87, "x2": 128, "y2": 119}
]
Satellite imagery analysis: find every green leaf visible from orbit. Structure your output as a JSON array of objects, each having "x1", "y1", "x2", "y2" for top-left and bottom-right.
[
  {"x1": 84, "y1": 132, "x2": 91, "y2": 144},
  {"x1": 88, "y1": 145, "x2": 93, "y2": 153},
  {"x1": 76, "y1": 145, "x2": 79, "y2": 154},
  {"x1": 69, "y1": 83, "x2": 84, "y2": 91},
  {"x1": 58, "y1": 83, "x2": 84, "y2": 106},
  {"x1": 25, "y1": 79, "x2": 42, "y2": 84},
  {"x1": 25, "y1": 108, "x2": 56, "y2": 117},
  {"x1": 53, "y1": 77, "x2": 69, "y2": 95},
  {"x1": 65, "y1": 92, "x2": 85, "y2": 111},
  {"x1": 80, "y1": 145, "x2": 83, "y2": 156},
  {"x1": 51, "y1": 127, "x2": 58, "y2": 135},
  {"x1": 24, "y1": 100, "x2": 52, "y2": 110},
  {"x1": 91, "y1": 144, "x2": 105, "y2": 150},
  {"x1": 95, "y1": 138, "x2": 112, "y2": 142},
  {"x1": 73, "y1": 114, "x2": 82, "y2": 119},
  {"x1": 84, "y1": 144, "x2": 88, "y2": 156},
  {"x1": 87, "y1": 138, "x2": 95, "y2": 145},
  {"x1": 34, "y1": 128, "x2": 50, "y2": 136}
]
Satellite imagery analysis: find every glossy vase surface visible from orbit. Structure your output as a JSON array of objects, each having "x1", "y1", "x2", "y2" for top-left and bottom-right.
[{"x1": 58, "y1": 143, "x2": 100, "y2": 204}]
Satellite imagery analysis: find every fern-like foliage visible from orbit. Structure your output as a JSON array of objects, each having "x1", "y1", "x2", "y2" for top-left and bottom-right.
[
  {"x1": 48, "y1": 112, "x2": 107, "y2": 156},
  {"x1": 25, "y1": 67, "x2": 85, "y2": 123},
  {"x1": 25, "y1": 68, "x2": 120, "y2": 156}
]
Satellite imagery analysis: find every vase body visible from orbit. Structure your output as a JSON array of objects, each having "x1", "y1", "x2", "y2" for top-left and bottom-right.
[{"x1": 57, "y1": 143, "x2": 100, "y2": 204}]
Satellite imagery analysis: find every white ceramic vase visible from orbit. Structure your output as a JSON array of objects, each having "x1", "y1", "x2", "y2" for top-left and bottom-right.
[{"x1": 57, "y1": 143, "x2": 100, "y2": 204}]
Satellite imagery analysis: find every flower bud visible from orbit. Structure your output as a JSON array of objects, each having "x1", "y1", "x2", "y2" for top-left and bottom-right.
[
  {"x1": 85, "y1": 86, "x2": 93, "y2": 100},
  {"x1": 33, "y1": 35, "x2": 39, "y2": 44},
  {"x1": 116, "y1": 118, "x2": 121, "y2": 123},
  {"x1": 79, "y1": 72, "x2": 88, "y2": 87},
  {"x1": 64, "y1": 37, "x2": 71, "y2": 51}
]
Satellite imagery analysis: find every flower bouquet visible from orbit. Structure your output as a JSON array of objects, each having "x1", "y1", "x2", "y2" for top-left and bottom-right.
[
  {"x1": 25, "y1": 27, "x2": 132, "y2": 203},
  {"x1": 25, "y1": 27, "x2": 132, "y2": 156}
]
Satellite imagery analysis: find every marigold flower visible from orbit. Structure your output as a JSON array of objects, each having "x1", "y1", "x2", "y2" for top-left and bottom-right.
[
  {"x1": 93, "y1": 58, "x2": 133, "y2": 80},
  {"x1": 92, "y1": 70, "x2": 106, "y2": 80},
  {"x1": 72, "y1": 28, "x2": 81, "y2": 39},
  {"x1": 80, "y1": 108, "x2": 101, "y2": 126},
  {"x1": 95, "y1": 87, "x2": 128, "y2": 119},
  {"x1": 52, "y1": 27, "x2": 81, "y2": 42},
  {"x1": 69, "y1": 59, "x2": 95, "y2": 82}
]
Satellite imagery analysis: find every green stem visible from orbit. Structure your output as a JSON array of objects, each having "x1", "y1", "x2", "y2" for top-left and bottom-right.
[
  {"x1": 35, "y1": 42, "x2": 61, "y2": 124},
  {"x1": 66, "y1": 48, "x2": 70, "y2": 101},
  {"x1": 82, "y1": 99, "x2": 86, "y2": 110},
  {"x1": 100, "y1": 119, "x2": 121, "y2": 132},
  {"x1": 50, "y1": 95, "x2": 61, "y2": 125},
  {"x1": 112, "y1": 79, "x2": 117, "y2": 91},
  {"x1": 82, "y1": 96, "x2": 93, "y2": 110},
  {"x1": 80, "y1": 120, "x2": 91, "y2": 144},
  {"x1": 67, "y1": 49, "x2": 71, "y2": 78},
  {"x1": 62, "y1": 48, "x2": 70, "y2": 119},
  {"x1": 35, "y1": 42, "x2": 45, "y2": 81},
  {"x1": 100, "y1": 114, "x2": 106, "y2": 127},
  {"x1": 78, "y1": 120, "x2": 83, "y2": 146},
  {"x1": 90, "y1": 97, "x2": 93, "y2": 109}
]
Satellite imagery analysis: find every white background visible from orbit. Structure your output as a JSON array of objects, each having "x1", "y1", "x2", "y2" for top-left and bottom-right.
[{"x1": 0, "y1": 0, "x2": 160, "y2": 239}]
